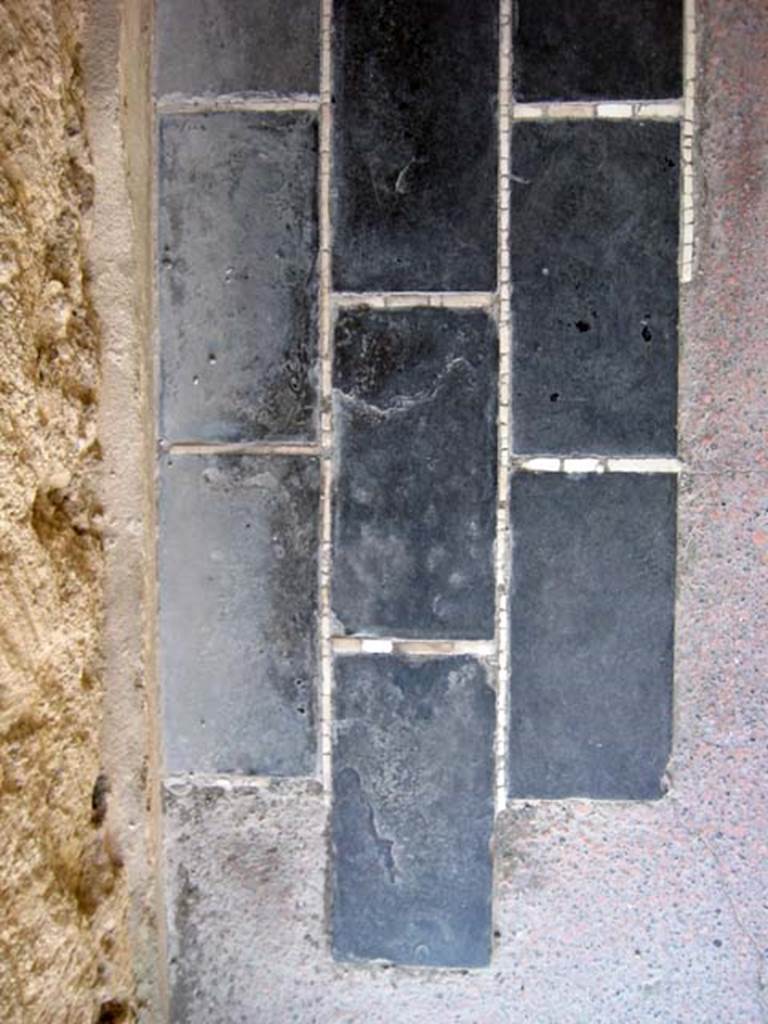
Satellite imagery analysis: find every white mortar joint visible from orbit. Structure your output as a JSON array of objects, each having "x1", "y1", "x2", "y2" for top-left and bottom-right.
[
  {"x1": 156, "y1": 93, "x2": 321, "y2": 115},
  {"x1": 318, "y1": 0, "x2": 334, "y2": 804},
  {"x1": 512, "y1": 99, "x2": 683, "y2": 122},
  {"x1": 331, "y1": 637, "x2": 496, "y2": 658},
  {"x1": 514, "y1": 455, "x2": 683, "y2": 475},
  {"x1": 332, "y1": 291, "x2": 495, "y2": 310},
  {"x1": 494, "y1": 0, "x2": 513, "y2": 818}
]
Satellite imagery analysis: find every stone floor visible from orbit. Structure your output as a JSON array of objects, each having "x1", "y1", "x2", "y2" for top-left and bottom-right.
[{"x1": 155, "y1": 0, "x2": 768, "y2": 1019}]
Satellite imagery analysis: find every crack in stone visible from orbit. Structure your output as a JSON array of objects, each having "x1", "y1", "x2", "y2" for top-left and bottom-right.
[
  {"x1": 345, "y1": 767, "x2": 397, "y2": 884},
  {"x1": 335, "y1": 355, "x2": 477, "y2": 420}
]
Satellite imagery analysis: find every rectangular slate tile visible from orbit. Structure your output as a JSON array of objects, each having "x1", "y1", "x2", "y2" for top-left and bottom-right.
[
  {"x1": 159, "y1": 454, "x2": 319, "y2": 775},
  {"x1": 332, "y1": 0, "x2": 498, "y2": 291},
  {"x1": 159, "y1": 112, "x2": 318, "y2": 443},
  {"x1": 512, "y1": 0, "x2": 683, "y2": 102},
  {"x1": 332, "y1": 308, "x2": 497, "y2": 639},
  {"x1": 508, "y1": 472, "x2": 676, "y2": 800},
  {"x1": 155, "y1": 0, "x2": 320, "y2": 98},
  {"x1": 510, "y1": 121, "x2": 679, "y2": 456},
  {"x1": 332, "y1": 654, "x2": 495, "y2": 967}
]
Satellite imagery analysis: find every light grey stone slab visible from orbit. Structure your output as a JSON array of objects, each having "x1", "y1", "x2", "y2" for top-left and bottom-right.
[
  {"x1": 155, "y1": 0, "x2": 320, "y2": 97},
  {"x1": 159, "y1": 112, "x2": 318, "y2": 443},
  {"x1": 159, "y1": 454, "x2": 319, "y2": 775}
]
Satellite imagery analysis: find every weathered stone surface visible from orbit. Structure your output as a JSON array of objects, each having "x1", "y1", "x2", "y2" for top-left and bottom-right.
[
  {"x1": 332, "y1": 308, "x2": 497, "y2": 638},
  {"x1": 508, "y1": 471, "x2": 676, "y2": 799},
  {"x1": 159, "y1": 455, "x2": 319, "y2": 775},
  {"x1": 332, "y1": 0, "x2": 498, "y2": 291},
  {"x1": 332, "y1": 655, "x2": 494, "y2": 967},
  {"x1": 155, "y1": 0, "x2": 320, "y2": 97},
  {"x1": 164, "y1": 779, "x2": 327, "y2": 1024},
  {"x1": 159, "y1": 111, "x2": 318, "y2": 443},
  {"x1": 513, "y1": 0, "x2": 683, "y2": 102},
  {"x1": 510, "y1": 121, "x2": 679, "y2": 455}
]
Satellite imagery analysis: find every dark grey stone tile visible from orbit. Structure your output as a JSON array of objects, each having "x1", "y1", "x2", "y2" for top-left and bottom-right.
[
  {"x1": 159, "y1": 112, "x2": 318, "y2": 443},
  {"x1": 155, "y1": 0, "x2": 320, "y2": 97},
  {"x1": 508, "y1": 472, "x2": 676, "y2": 800},
  {"x1": 510, "y1": 121, "x2": 679, "y2": 456},
  {"x1": 513, "y1": 0, "x2": 683, "y2": 102},
  {"x1": 332, "y1": 0, "x2": 498, "y2": 291},
  {"x1": 332, "y1": 655, "x2": 495, "y2": 967},
  {"x1": 159, "y1": 455, "x2": 319, "y2": 775},
  {"x1": 332, "y1": 308, "x2": 497, "y2": 639}
]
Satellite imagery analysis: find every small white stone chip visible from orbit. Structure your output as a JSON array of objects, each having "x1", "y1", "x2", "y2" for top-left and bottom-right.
[
  {"x1": 513, "y1": 104, "x2": 545, "y2": 120},
  {"x1": 596, "y1": 103, "x2": 634, "y2": 119},
  {"x1": 562, "y1": 457, "x2": 603, "y2": 474},
  {"x1": 607, "y1": 458, "x2": 682, "y2": 474},
  {"x1": 546, "y1": 102, "x2": 595, "y2": 119},
  {"x1": 636, "y1": 101, "x2": 682, "y2": 119},
  {"x1": 520, "y1": 457, "x2": 561, "y2": 472},
  {"x1": 361, "y1": 638, "x2": 394, "y2": 654}
]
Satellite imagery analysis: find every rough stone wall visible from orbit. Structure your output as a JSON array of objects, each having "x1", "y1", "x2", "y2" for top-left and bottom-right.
[{"x1": 0, "y1": 3, "x2": 133, "y2": 1020}]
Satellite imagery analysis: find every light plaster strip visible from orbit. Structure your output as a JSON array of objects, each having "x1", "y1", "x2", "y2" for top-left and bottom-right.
[
  {"x1": 165, "y1": 442, "x2": 321, "y2": 457},
  {"x1": 155, "y1": 92, "x2": 320, "y2": 114},
  {"x1": 494, "y1": 0, "x2": 513, "y2": 817},
  {"x1": 512, "y1": 99, "x2": 683, "y2": 121},
  {"x1": 332, "y1": 291, "x2": 495, "y2": 310},
  {"x1": 318, "y1": 0, "x2": 334, "y2": 803},
  {"x1": 513, "y1": 456, "x2": 683, "y2": 474},
  {"x1": 331, "y1": 637, "x2": 496, "y2": 657}
]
